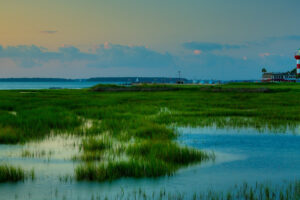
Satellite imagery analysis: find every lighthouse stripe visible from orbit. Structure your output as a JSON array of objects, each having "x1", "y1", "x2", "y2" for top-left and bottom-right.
[
  {"x1": 297, "y1": 68, "x2": 300, "y2": 74},
  {"x1": 297, "y1": 64, "x2": 300, "y2": 68},
  {"x1": 297, "y1": 60, "x2": 300, "y2": 64}
]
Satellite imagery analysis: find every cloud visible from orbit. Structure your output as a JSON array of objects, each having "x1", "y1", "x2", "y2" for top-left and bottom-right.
[
  {"x1": 0, "y1": 43, "x2": 175, "y2": 68},
  {"x1": 41, "y1": 30, "x2": 58, "y2": 34},
  {"x1": 0, "y1": 42, "x2": 295, "y2": 80},
  {"x1": 183, "y1": 42, "x2": 244, "y2": 52},
  {"x1": 0, "y1": 45, "x2": 53, "y2": 67},
  {"x1": 90, "y1": 43, "x2": 174, "y2": 68}
]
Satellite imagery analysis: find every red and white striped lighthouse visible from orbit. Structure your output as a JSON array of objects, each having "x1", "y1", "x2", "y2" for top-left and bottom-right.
[{"x1": 295, "y1": 49, "x2": 300, "y2": 76}]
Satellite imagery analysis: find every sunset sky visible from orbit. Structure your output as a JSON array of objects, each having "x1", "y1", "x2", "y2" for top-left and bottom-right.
[{"x1": 0, "y1": 0, "x2": 300, "y2": 79}]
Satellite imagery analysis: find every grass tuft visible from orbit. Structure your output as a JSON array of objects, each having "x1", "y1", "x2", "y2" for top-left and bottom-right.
[
  {"x1": 0, "y1": 164, "x2": 34, "y2": 182},
  {"x1": 75, "y1": 159, "x2": 173, "y2": 181},
  {"x1": 82, "y1": 137, "x2": 112, "y2": 152},
  {"x1": 127, "y1": 141, "x2": 212, "y2": 165}
]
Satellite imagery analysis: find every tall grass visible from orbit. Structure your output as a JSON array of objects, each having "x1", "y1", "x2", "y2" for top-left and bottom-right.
[
  {"x1": 0, "y1": 164, "x2": 34, "y2": 182},
  {"x1": 132, "y1": 123, "x2": 176, "y2": 140},
  {"x1": 0, "y1": 125, "x2": 20, "y2": 144},
  {"x1": 75, "y1": 140, "x2": 212, "y2": 181},
  {"x1": 77, "y1": 181, "x2": 300, "y2": 200},
  {"x1": 127, "y1": 141, "x2": 212, "y2": 165},
  {"x1": 75, "y1": 159, "x2": 173, "y2": 181},
  {"x1": 81, "y1": 137, "x2": 112, "y2": 152},
  {"x1": 75, "y1": 136, "x2": 112, "y2": 162},
  {"x1": 0, "y1": 106, "x2": 81, "y2": 143}
]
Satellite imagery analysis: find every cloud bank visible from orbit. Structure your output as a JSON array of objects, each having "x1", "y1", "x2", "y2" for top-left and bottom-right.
[
  {"x1": 0, "y1": 39, "x2": 297, "y2": 80},
  {"x1": 0, "y1": 43, "x2": 175, "y2": 68}
]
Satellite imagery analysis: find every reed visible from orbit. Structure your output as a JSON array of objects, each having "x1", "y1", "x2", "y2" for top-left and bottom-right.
[
  {"x1": 0, "y1": 164, "x2": 34, "y2": 182},
  {"x1": 75, "y1": 159, "x2": 173, "y2": 181},
  {"x1": 127, "y1": 141, "x2": 212, "y2": 165},
  {"x1": 80, "y1": 180, "x2": 300, "y2": 200},
  {"x1": 82, "y1": 137, "x2": 112, "y2": 152},
  {"x1": 132, "y1": 123, "x2": 176, "y2": 140}
]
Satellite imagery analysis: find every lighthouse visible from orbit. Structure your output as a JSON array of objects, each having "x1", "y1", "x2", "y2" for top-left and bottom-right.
[{"x1": 295, "y1": 49, "x2": 300, "y2": 77}]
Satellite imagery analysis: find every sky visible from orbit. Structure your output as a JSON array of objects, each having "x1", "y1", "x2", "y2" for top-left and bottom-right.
[{"x1": 0, "y1": 0, "x2": 300, "y2": 80}]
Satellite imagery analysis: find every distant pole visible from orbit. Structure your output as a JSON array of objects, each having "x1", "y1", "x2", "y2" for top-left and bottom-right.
[{"x1": 178, "y1": 71, "x2": 181, "y2": 82}]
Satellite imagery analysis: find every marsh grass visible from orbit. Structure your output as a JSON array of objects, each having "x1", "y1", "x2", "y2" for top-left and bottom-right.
[
  {"x1": 127, "y1": 141, "x2": 212, "y2": 165},
  {"x1": 74, "y1": 136, "x2": 113, "y2": 162},
  {"x1": 0, "y1": 106, "x2": 82, "y2": 143},
  {"x1": 21, "y1": 149, "x2": 53, "y2": 158},
  {"x1": 75, "y1": 159, "x2": 173, "y2": 181},
  {"x1": 0, "y1": 84, "x2": 299, "y2": 182},
  {"x1": 80, "y1": 181, "x2": 300, "y2": 200},
  {"x1": 82, "y1": 137, "x2": 112, "y2": 152},
  {"x1": 75, "y1": 139, "x2": 212, "y2": 181},
  {"x1": 1, "y1": 84, "x2": 299, "y2": 144},
  {"x1": 132, "y1": 123, "x2": 176, "y2": 140},
  {"x1": 0, "y1": 125, "x2": 20, "y2": 144},
  {"x1": 0, "y1": 164, "x2": 34, "y2": 182}
]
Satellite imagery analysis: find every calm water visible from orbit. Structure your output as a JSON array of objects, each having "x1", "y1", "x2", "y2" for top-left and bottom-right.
[
  {"x1": 0, "y1": 82, "x2": 126, "y2": 90},
  {"x1": 0, "y1": 127, "x2": 299, "y2": 200}
]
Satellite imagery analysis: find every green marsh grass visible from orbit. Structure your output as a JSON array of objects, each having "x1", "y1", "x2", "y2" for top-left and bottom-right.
[
  {"x1": 132, "y1": 123, "x2": 176, "y2": 140},
  {"x1": 82, "y1": 137, "x2": 112, "y2": 152},
  {"x1": 75, "y1": 136, "x2": 113, "y2": 161},
  {"x1": 0, "y1": 83, "x2": 299, "y2": 181},
  {"x1": 127, "y1": 141, "x2": 212, "y2": 165},
  {"x1": 21, "y1": 149, "x2": 53, "y2": 158},
  {"x1": 75, "y1": 159, "x2": 173, "y2": 181},
  {"x1": 0, "y1": 164, "x2": 34, "y2": 182},
  {"x1": 0, "y1": 125, "x2": 20, "y2": 144}
]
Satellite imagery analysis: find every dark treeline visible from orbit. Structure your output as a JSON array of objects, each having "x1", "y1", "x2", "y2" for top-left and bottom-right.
[
  {"x1": 0, "y1": 78, "x2": 77, "y2": 82},
  {"x1": 0, "y1": 77, "x2": 187, "y2": 83}
]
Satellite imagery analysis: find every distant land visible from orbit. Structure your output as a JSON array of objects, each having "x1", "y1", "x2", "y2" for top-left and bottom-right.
[
  {"x1": 0, "y1": 77, "x2": 265, "y2": 84},
  {"x1": 0, "y1": 77, "x2": 188, "y2": 83},
  {"x1": 0, "y1": 78, "x2": 77, "y2": 82}
]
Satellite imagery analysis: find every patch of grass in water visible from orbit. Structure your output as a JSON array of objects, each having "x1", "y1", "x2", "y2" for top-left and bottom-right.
[
  {"x1": 74, "y1": 136, "x2": 112, "y2": 161},
  {"x1": 21, "y1": 149, "x2": 53, "y2": 158},
  {"x1": 132, "y1": 123, "x2": 176, "y2": 140},
  {"x1": 75, "y1": 139, "x2": 212, "y2": 182},
  {"x1": 75, "y1": 159, "x2": 173, "y2": 182},
  {"x1": 0, "y1": 164, "x2": 34, "y2": 182},
  {"x1": 73, "y1": 151, "x2": 103, "y2": 162},
  {"x1": 82, "y1": 137, "x2": 112, "y2": 152},
  {"x1": 127, "y1": 141, "x2": 212, "y2": 165}
]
